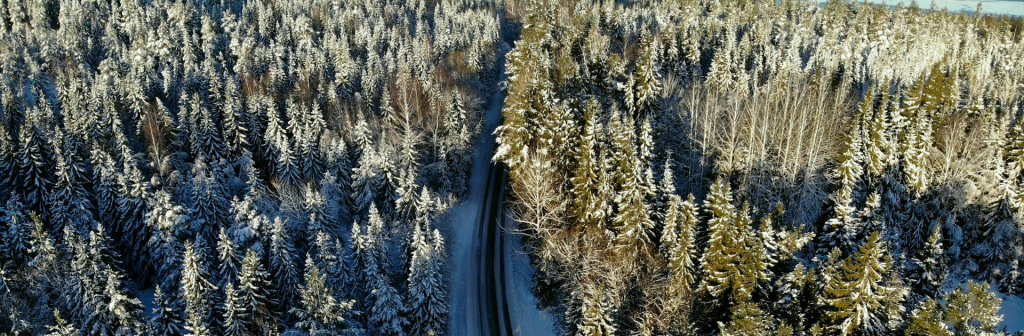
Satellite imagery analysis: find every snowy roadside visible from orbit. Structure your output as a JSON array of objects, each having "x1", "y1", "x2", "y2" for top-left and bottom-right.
[{"x1": 502, "y1": 213, "x2": 559, "y2": 336}]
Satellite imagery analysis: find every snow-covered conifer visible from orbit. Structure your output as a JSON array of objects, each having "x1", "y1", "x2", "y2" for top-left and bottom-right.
[
  {"x1": 148, "y1": 286, "x2": 183, "y2": 336},
  {"x1": 181, "y1": 241, "x2": 216, "y2": 336},
  {"x1": 270, "y1": 217, "x2": 301, "y2": 310},
  {"x1": 239, "y1": 249, "x2": 276, "y2": 335},
  {"x1": 292, "y1": 254, "x2": 357, "y2": 336},
  {"x1": 823, "y1": 232, "x2": 906, "y2": 335}
]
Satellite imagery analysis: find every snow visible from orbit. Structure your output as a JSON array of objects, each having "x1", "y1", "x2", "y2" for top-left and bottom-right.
[
  {"x1": 819, "y1": 0, "x2": 1024, "y2": 16},
  {"x1": 136, "y1": 287, "x2": 156, "y2": 318},
  {"x1": 503, "y1": 214, "x2": 559, "y2": 336},
  {"x1": 446, "y1": 44, "x2": 509, "y2": 336},
  {"x1": 996, "y1": 288, "x2": 1024, "y2": 333}
]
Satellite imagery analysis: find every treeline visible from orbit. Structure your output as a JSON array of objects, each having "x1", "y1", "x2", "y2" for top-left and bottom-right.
[
  {"x1": 495, "y1": 0, "x2": 1023, "y2": 335},
  {"x1": 0, "y1": 0, "x2": 503, "y2": 335}
]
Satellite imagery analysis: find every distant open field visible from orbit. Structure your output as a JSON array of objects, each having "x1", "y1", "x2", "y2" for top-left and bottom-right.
[{"x1": 823, "y1": 0, "x2": 1023, "y2": 16}]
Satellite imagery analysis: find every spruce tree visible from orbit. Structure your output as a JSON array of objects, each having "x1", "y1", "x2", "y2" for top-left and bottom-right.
[
  {"x1": 820, "y1": 127, "x2": 864, "y2": 257},
  {"x1": 1, "y1": 196, "x2": 31, "y2": 264},
  {"x1": 147, "y1": 190, "x2": 188, "y2": 293},
  {"x1": 270, "y1": 217, "x2": 301, "y2": 310},
  {"x1": 189, "y1": 158, "x2": 231, "y2": 243},
  {"x1": 116, "y1": 165, "x2": 154, "y2": 279},
  {"x1": 910, "y1": 224, "x2": 946, "y2": 298},
  {"x1": 46, "y1": 310, "x2": 81, "y2": 336},
  {"x1": 15, "y1": 119, "x2": 52, "y2": 215},
  {"x1": 576, "y1": 286, "x2": 617, "y2": 336},
  {"x1": 610, "y1": 112, "x2": 654, "y2": 263},
  {"x1": 368, "y1": 255, "x2": 406, "y2": 336},
  {"x1": 699, "y1": 177, "x2": 744, "y2": 302},
  {"x1": 943, "y1": 281, "x2": 1003, "y2": 335},
  {"x1": 632, "y1": 33, "x2": 661, "y2": 116},
  {"x1": 148, "y1": 286, "x2": 183, "y2": 336},
  {"x1": 239, "y1": 249, "x2": 276, "y2": 335},
  {"x1": 217, "y1": 227, "x2": 242, "y2": 287},
  {"x1": 181, "y1": 241, "x2": 216, "y2": 336},
  {"x1": 292, "y1": 254, "x2": 357, "y2": 336},
  {"x1": 905, "y1": 298, "x2": 952, "y2": 336},
  {"x1": 823, "y1": 232, "x2": 906, "y2": 335},
  {"x1": 571, "y1": 100, "x2": 603, "y2": 230},
  {"x1": 717, "y1": 301, "x2": 773, "y2": 336},
  {"x1": 663, "y1": 194, "x2": 698, "y2": 297},
  {"x1": 222, "y1": 283, "x2": 249, "y2": 336},
  {"x1": 0, "y1": 125, "x2": 17, "y2": 197},
  {"x1": 407, "y1": 225, "x2": 448, "y2": 336}
]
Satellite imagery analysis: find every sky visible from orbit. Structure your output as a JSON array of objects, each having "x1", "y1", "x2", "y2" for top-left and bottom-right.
[{"x1": 823, "y1": 0, "x2": 1024, "y2": 16}]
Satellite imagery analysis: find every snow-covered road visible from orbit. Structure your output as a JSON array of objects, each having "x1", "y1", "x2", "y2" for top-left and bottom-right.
[
  {"x1": 445, "y1": 38, "x2": 508, "y2": 336},
  {"x1": 447, "y1": 31, "x2": 558, "y2": 335}
]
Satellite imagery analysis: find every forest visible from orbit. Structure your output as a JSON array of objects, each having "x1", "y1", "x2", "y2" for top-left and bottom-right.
[
  {"x1": 494, "y1": 0, "x2": 1024, "y2": 335},
  {"x1": 2, "y1": 0, "x2": 1024, "y2": 335},
  {"x1": 0, "y1": 0, "x2": 504, "y2": 335}
]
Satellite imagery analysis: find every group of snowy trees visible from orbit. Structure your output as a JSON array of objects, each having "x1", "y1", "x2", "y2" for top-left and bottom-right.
[
  {"x1": 496, "y1": 0, "x2": 1023, "y2": 335},
  {"x1": 0, "y1": 0, "x2": 504, "y2": 334}
]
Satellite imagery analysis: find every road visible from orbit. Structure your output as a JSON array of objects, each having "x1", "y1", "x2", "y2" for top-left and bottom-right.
[
  {"x1": 478, "y1": 159, "x2": 512, "y2": 336},
  {"x1": 446, "y1": 37, "x2": 513, "y2": 336}
]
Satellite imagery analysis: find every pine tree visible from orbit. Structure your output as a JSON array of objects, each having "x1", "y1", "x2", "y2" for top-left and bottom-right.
[
  {"x1": 148, "y1": 286, "x2": 183, "y2": 336},
  {"x1": 823, "y1": 232, "x2": 906, "y2": 335}
]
